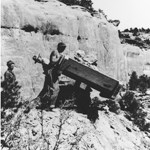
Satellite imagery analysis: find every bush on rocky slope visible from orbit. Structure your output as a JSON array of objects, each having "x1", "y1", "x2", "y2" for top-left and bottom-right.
[
  {"x1": 128, "y1": 71, "x2": 138, "y2": 91},
  {"x1": 128, "y1": 71, "x2": 150, "y2": 94},
  {"x1": 119, "y1": 90, "x2": 150, "y2": 132},
  {"x1": 1, "y1": 80, "x2": 22, "y2": 110},
  {"x1": 119, "y1": 27, "x2": 150, "y2": 49}
]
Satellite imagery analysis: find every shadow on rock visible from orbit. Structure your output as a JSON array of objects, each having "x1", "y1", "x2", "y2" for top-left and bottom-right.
[{"x1": 87, "y1": 105, "x2": 99, "y2": 123}]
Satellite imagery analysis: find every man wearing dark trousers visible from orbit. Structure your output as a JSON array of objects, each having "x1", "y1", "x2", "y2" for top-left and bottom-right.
[{"x1": 33, "y1": 42, "x2": 66, "y2": 109}]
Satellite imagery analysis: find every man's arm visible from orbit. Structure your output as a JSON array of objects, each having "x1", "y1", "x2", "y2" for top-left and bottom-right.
[
  {"x1": 33, "y1": 55, "x2": 50, "y2": 74},
  {"x1": 4, "y1": 71, "x2": 14, "y2": 85},
  {"x1": 33, "y1": 54, "x2": 47, "y2": 65}
]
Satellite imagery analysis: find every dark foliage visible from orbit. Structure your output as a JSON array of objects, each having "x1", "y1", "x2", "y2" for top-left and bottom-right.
[
  {"x1": 148, "y1": 77, "x2": 150, "y2": 88},
  {"x1": 144, "y1": 39, "x2": 150, "y2": 45},
  {"x1": 118, "y1": 30, "x2": 130, "y2": 39},
  {"x1": 123, "y1": 27, "x2": 150, "y2": 33},
  {"x1": 41, "y1": 22, "x2": 62, "y2": 35},
  {"x1": 106, "y1": 100, "x2": 120, "y2": 114},
  {"x1": 132, "y1": 27, "x2": 139, "y2": 36},
  {"x1": 129, "y1": 71, "x2": 138, "y2": 91},
  {"x1": 119, "y1": 91, "x2": 149, "y2": 131},
  {"x1": 128, "y1": 71, "x2": 150, "y2": 94},
  {"x1": 123, "y1": 29, "x2": 129, "y2": 32},
  {"x1": 59, "y1": 0, "x2": 94, "y2": 12},
  {"x1": 21, "y1": 25, "x2": 39, "y2": 33},
  {"x1": 120, "y1": 27, "x2": 150, "y2": 49},
  {"x1": 132, "y1": 108, "x2": 150, "y2": 131},
  {"x1": 119, "y1": 91, "x2": 140, "y2": 113},
  {"x1": 1, "y1": 81, "x2": 21, "y2": 109},
  {"x1": 138, "y1": 74, "x2": 149, "y2": 94}
]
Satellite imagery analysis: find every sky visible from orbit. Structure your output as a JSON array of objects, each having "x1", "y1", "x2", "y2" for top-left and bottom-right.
[{"x1": 92, "y1": 0, "x2": 150, "y2": 30}]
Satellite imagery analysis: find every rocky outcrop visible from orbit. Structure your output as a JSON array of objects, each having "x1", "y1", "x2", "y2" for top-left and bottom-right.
[
  {"x1": 108, "y1": 20, "x2": 120, "y2": 27},
  {"x1": 119, "y1": 29, "x2": 150, "y2": 80},
  {"x1": 1, "y1": 0, "x2": 125, "y2": 98},
  {"x1": 122, "y1": 44, "x2": 150, "y2": 82}
]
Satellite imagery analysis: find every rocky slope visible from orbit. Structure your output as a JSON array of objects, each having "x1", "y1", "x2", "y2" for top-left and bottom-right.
[
  {"x1": 1, "y1": 105, "x2": 150, "y2": 150},
  {"x1": 1, "y1": 0, "x2": 125, "y2": 98}
]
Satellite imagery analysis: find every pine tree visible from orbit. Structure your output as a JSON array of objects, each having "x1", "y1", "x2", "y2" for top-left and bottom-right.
[
  {"x1": 129, "y1": 71, "x2": 138, "y2": 90},
  {"x1": 138, "y1": 74, "x2": 148, "y2": 94}
]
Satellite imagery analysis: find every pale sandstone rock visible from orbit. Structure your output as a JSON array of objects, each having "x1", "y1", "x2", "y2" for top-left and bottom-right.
[{"x1": 3, "y1": 108, "x2": 149, "y2": 150}]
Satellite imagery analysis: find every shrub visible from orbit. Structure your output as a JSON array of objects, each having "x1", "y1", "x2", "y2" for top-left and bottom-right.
[
  {"x1": 128, "y1": 71, "x2": 150, "y2": 94},
  {"x1": 1, "y1": 81, "x2": 21, "y2": 109},
  {"x1": 129, "y1": 71, "x2": 138, "y2": 90},
  {"x1": 119, "y1": 91, "x2": 140, "y2": 113},
  {"x1": 59, "y1": 0, "x2": 94, "y2": 12},
  {"x1": 145, "y1": 28, "x2": 150, "y2": 33},
  {"x1": 119, "y1": 91, "x2": 149, "y2": 131},
  {"x1": 106, "y1": 100, "x2": 121, "y2": 114},
  {"x1": 144, "y1": 39, "x2": 150, "y2": 45},
  {"x1": 138, "y1": 81, "x2": 148, "y2": 94},
  {"x1": 132, "y1": 109, "x2": 149, "y2": 131},
  {"x1": 148, "y1": 77, "x2": 150, "y2": 88},
  {"x1": 133, "y1": 28, "x2": 139, "y2": 36},
  {"x1": 123, "y1": 29, "x2": 129, "y2": 32},
  {"x1": 138, "y1": 74, "x2": 149, "y2": 94},
  {"x1": 135, "y1": 36, "x2": 142, "y2": 41}
]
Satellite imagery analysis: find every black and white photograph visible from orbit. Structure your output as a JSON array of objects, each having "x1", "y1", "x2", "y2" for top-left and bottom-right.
[{"x1": 1, "y1": 0, "x2": 150, "y2": 149}]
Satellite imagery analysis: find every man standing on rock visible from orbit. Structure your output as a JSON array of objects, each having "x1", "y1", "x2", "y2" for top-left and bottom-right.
[
  {"x1": 1, "y1": 60, "x2": 21, "y2": 108},
  {"x1": 4, "y1": 60, "x2": 16, "y2": 87},
  {"x1": 33, "y1": 42, "x2": 66, "y2": 109}
]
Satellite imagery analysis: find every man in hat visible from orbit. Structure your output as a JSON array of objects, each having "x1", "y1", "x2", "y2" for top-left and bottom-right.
[
  {"x1": 48, "y1": 42, "x2": 66, "y2": 108},
  {"x1": 4, "y1": 60, "x2": 16, "y2": 87},
  {"x1": 33, "y1": 42, "x2": 66, "y2": 109},
  {"x1": 1, "y1": 60, "x2": 21, "y2": 108},
  {"x1": 48, "y1": 42, "x2": 66, "y2": 89}
]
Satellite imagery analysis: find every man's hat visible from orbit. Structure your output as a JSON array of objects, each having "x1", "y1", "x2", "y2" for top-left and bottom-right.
[
  {"x1": 57, "y1": 42, "x2": 66, "y2": 48},
  {"x1": 57, "y1": 42, "x2": 66, "y2": 53},
  {"x1": 7, "y1": 60, "x2": 15, "y2": 67}
]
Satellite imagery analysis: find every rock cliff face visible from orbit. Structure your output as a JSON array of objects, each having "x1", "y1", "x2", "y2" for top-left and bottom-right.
[{"x1": 1, "y1": 0, "x2": 125, "y2": 98}]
